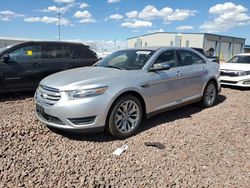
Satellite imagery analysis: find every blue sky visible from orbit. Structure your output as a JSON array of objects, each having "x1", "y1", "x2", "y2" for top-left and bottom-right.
[{"x1": 0, "y1": 0, "x2": 250, "y2": 50}]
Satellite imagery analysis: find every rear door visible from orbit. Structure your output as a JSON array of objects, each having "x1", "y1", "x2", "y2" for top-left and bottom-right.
[
  {"x1": 39, "y1": 43, "x2": 66, "y2": 81},
  {"x1": 70, "y1": 44, "x2": 98, "y2": 68},
  {"x1": 1, "y1": 44, "x2": 42, "y2": 90},
  {"x1": 176, "y1": 50, "x2": 208, "y2": 99}
]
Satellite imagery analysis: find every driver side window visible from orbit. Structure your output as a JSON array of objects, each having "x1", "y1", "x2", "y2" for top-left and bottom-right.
[
  {"x1": 9, "y1": 45, "x2": 41, "y2": 62},
  {"x1": 153, "y1": 50, "x2": 178, "y2": 68}
]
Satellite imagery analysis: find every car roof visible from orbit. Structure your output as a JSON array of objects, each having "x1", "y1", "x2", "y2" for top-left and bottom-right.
[
  {"x1": 14, "y1": 41, "x2": 86, "y2": 46},
  {"x1": 123, "y1": 46, "x2": 195, "y2": 51}
]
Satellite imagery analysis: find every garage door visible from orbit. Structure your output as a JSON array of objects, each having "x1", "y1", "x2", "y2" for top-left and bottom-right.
[
  {"x1": 204, "y1": 40, "x2": 217, "y2": 56},
  {"x1": 234, "y1": 43, "x2": 242, "y2": 56},
  {"x1": 220, "y1": 42, "x2": 230, "y2": 61}
]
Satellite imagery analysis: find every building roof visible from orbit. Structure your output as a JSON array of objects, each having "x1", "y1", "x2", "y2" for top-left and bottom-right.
[{"x1": 127, "y1": 32, "x2": 245, "y2": 41}]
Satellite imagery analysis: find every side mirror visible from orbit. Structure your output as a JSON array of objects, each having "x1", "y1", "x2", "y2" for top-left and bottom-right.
[
  {"x1": 149, "y1": 62, "x2": 171, "y2": 72},
  {"x1": 1, "y1": 54, "x2": 10, "y2": 63}
]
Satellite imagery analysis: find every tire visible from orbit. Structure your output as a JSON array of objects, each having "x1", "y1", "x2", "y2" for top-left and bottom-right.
[
  {"x1": 201, "y1": 81, "x2": 217, "y2": 108},
  {"x1": 107, "y1": 95, "x2": 143, "y2": 139}
]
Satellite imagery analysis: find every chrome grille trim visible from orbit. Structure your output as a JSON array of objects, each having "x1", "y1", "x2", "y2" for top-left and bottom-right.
[{"x1": 36, "y1": 85, "x2": 61, "y2": 107}]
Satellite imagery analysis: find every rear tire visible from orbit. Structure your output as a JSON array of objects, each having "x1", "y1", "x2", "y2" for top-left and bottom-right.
[
  {"x1": 201, "y1": 81, "x2": 217, "y2": 108},
  {"x1": 107, "y1": 95, "x2": 143, "y2": 139}
]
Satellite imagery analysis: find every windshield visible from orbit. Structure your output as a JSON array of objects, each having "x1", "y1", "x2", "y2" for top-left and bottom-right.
[
  {"x1": 227, "y1": 55, "x2": 250, "y2": 64},
  {"x1": 95, "y1": 49, "x2": 155, "y2": 70}
]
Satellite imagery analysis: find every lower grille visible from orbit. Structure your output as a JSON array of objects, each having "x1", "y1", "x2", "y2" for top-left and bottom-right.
[
  {"x1": 221, "y1": 80, "x2": 237, "y2": 84},
  {"x1": 37, "y1": 109, "x2": 64, "y2": 125}
]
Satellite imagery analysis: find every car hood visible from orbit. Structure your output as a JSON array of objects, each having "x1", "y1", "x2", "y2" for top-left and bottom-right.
[
  {"x1": 220, "y1": 63, "x2": 250, "y2": 71},
  {"x1": 40, "y1": 66, "x2": 140, "y2": 91}
]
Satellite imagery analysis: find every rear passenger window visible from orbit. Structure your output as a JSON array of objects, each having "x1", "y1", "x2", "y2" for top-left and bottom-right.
[
  {"x1": 153, "y1": 50, "x2": 178, "y2": 67},
  {"x1": 177, "y1": 50, "x2": 205, "y2": 66},
  {"x1": 9, "y1": 45, "x2": 41, "y2": 61},
  {"x1": 43, "y1": 45, "x2": 67, "y2": 59}
]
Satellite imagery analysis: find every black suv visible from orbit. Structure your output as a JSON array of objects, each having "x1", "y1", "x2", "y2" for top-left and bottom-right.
[{"x1": 0, "y1": 41, "x2": 98, "y2": 93}]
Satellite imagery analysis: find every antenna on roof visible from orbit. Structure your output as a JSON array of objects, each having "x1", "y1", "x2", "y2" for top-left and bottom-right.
[{"x1": 57, "y1": 10, "x2": 61, "y2": 41}]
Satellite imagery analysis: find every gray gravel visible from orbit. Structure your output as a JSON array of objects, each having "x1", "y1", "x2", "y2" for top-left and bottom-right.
[{"x1": 0, "y1": 87, "x2": 249, "y2": 187}]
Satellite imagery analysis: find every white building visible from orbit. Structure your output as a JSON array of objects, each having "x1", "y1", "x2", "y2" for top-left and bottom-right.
[{"x1": 127, "y1": 32, "x2": 245, "y2": 61}]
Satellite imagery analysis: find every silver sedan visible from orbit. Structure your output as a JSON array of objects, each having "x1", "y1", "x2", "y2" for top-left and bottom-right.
[{"x1": 34, "y1": 47, "x2": 221, "y2": 139}]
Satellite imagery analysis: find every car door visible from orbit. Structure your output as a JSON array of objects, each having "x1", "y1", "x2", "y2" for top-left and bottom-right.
[
  {"x1": 143, "y1": 50, "x2": 188, "y2": 112},
  {"x1": 39, "y1": 43, "x2": 66, "y2": 81},
  {"x1": 70, "y1": 44, "x2": 98, "y2": 68},
  {"x1": 1, "y1": 44, "x2": 42, "y2": 90},
  {"x1": 176, "y1": 50, "x2": 208, "y2": 99}
]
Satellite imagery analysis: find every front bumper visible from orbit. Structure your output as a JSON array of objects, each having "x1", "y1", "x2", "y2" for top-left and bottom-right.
[
  {"x1": 34, "y1": 90, "x2": 110, "y2": 132},
  {"x1": 220, "y1": 75, "x2": 250, "y2": 87}
]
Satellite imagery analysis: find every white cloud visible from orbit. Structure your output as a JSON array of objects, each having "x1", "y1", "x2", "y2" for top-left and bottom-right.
[
  {"x1": 80, "y1": 3, "x2": 89, "y2": 8},
  {"x1": 0, "y1": 10, "x2": 25, "y2": 21},
  {"x1": 200, "y1": 2, "x2": 250, "y2": 32},
  {"x1": 108, "y1": 0, "x2": 120, "y2": 3},
  {"x1": 79, "y1": 18, "x2": 96, "y2": 23},
  {"x1": 40, "y1": 3, "x2": 75, "y2": 13},
  {"x1": 24, "y1": 16, "x2": 70, "y2": 26},
  {"x1": 166, "y1": 9, "x2": 197, "y2": 21},
  {"x1": 53, "y1": 0, "x2": 74, "y2": 3},
  {"x1": 148, "y1": 28, "x2": 164, "y2": 33},
  {"x1": 74, "y1": 10, "x2": 96, "y2": 23},
  {"x1": 176, "y1": 25, "x2": 193, "y2": 31},
  {"x1": 121, "y1": 20, "x2": 152, "y2": 28},
  {"x1": 133, "y1": 5, "x2": 197, "y2": 23},
  {"x1": 126, "y1": 11, "x2": 138, "y2": 19},
  {"x1": 108, "y1": 14, "x2": 123, "y2": 20}
]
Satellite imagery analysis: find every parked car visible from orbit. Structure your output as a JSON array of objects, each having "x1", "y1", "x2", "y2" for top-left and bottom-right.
[
  {"x1": 0, "y1": 41, "x2": 98, "y2": 94},
  {"x1": 192, "y1": 47, "x2": 219, "y2": 63},
  {"x1": 35, "y1": 47, "x2": 221, "y2": 139},
  {"x1": 220, "y1": 53, "x2": 250, "y2": 87}
]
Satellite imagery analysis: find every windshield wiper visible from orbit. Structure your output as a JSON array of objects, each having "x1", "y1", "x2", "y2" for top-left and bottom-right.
[{"x1": 104, "y1": 65, "x2": 126, "y2": 70}]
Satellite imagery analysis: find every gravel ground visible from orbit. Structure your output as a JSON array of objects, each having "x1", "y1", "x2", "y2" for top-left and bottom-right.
[{"x1": 0, "y1": 87, "x2": 249, "y2": 188}]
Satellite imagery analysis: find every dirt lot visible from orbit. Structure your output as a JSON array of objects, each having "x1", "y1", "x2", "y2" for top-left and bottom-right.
[{"x1": 0, "y1": 87, "x2": 249, "y2": 187}]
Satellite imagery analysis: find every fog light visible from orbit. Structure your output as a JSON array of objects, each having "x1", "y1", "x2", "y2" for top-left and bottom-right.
[{"x1": 68, "y1": 116, "x2": 96, "y2": 125}]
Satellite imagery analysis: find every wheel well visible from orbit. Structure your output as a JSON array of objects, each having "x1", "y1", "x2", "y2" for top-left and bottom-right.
[
  {"x1": 105, "y1": 91, "x2": 146, "y2": 125},
  {"x1": 206, "y1": 78, "x2": 218, "y2": 93}
]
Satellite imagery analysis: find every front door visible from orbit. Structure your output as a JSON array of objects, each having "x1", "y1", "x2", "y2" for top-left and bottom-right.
[
  {"x1": 142, "y1": 50, "x2": 187, "y2": 112},
  {"x1": 1, "y1": 45, "x2": 42, "y2": 90}
]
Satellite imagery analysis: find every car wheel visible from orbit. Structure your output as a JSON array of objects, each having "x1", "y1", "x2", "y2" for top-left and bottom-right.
[
  {"x1": 201, "y1": 81, "x2": 217, "y2": 107},
  {"x1": 107, "y1": 95, "x2": 143, "y2": 139}
]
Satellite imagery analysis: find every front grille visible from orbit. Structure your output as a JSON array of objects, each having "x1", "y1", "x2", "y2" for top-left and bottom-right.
[
  {"x1": 221, "y1": 80, "x2": 237, "y2": 84},
  {"x1": 36, "y1": 85, "x2": 61, "y2": 107},
  {"x1": 220, "y1": 71, "x2": 238, "y2": 77}
]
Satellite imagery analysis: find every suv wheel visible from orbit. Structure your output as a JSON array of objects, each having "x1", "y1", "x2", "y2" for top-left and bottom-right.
[
  {"x1": 107, "y1": 95, "x2": 143, "y2": 139},
  {"x1": 201, "y1": 81, "x2": 217, "y2": 107}
]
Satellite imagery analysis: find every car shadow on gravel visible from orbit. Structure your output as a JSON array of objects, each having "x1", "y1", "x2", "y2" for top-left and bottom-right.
[
  {"x1": 53, "y1": 94, "x2": 226, "y2": 142},
  {"x1": 222, "y1": 85, "x2": 250, "y2": 91},
  {"x1": 139, "y1": 94, "x2": 227, "y2": 134},
  {"x1": 0, "y1": 91, "x2": 35, "y2": 102}
]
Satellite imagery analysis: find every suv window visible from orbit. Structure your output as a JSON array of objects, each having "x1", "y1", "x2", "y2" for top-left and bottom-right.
[
  {"x1": 177, "y1": 50, "x2": 205, "y2": 66},
  {"x1": 43, "y1": 44, "x2": 68, "y2": 59},
  {"x1": 9, "y1": 45, "x2": 41, "y2": 61},
  {"x1": 154, "y1": 50, "x2": 178, "y2": 67}
]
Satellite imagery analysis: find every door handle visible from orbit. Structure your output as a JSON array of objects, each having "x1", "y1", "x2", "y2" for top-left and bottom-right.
[{"x1": 176, "y1": 71, "x2": 182, "y2": 77}]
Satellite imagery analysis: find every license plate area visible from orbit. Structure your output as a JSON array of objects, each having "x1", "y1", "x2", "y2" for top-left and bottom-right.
[{"x1": 36, "y1": 104, "x2": 44, "y2": 116}]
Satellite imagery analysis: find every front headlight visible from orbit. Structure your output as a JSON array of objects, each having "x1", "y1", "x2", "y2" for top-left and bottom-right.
[
  {"x1": 66, "y1": 86, "x2": 108, "y2": 100},
  {"x1": 237, "y1": 71, "x2": 250, "y2": 76}
]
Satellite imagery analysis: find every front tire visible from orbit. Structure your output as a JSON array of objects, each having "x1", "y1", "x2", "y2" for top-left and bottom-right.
[
  {"x1": 201, "y1": 81, "x2": 217, "y2": 107},
  {"x1": 107, "y1": 95, "x2": 143, "y2": 139}
]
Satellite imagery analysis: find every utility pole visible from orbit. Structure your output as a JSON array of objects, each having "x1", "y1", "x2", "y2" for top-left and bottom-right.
[{"x1": 57, "y1": 11, "x2": 61, "y2": 41}]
